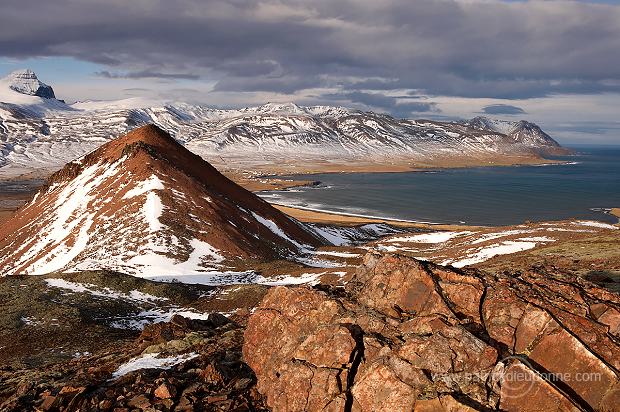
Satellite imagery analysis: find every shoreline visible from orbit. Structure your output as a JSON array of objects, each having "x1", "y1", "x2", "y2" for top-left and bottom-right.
[
  {"x1": 0, "y1": 156, "x2": 604, "y2": 230},
  {"x1": 252, "y1": 158, "x2": 579, "y2": 188},
  {"x1": 212, "y1": 155, "x2": 570, "y2": 179},
  {"x1": 276, "y1": 203, "x2": 439, "y2": 224},
  {"x1": 273, "y1": 204, "x2": 482, "y2": 230},
  {"x1": 275, "y1": 202, "x2": 620, "y2": 230},
  {"x1": 0, "y1": 155, "x2": 573, "y2": 184}
]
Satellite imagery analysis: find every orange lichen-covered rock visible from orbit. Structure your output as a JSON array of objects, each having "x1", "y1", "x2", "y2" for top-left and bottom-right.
[{"x1": 244, "y1": 253, "x2": 620, "y2": 412}]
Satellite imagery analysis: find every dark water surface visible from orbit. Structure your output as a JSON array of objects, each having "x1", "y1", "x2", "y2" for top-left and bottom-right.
[
  {"x1": 0, "y1": 179, "x2": 44, "y2": 194},
  {"x1": 259, "y1": 147, "x2": 620, "y2": 226},
  {"x1": 0, "y1": 179, "x2": 44, "y2": 208}
]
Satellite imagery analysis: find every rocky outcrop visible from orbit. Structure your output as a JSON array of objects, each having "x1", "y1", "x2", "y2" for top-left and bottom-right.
[
  {"x1": 1, "y1": 313, "x2": 268, "y2": 411},
  {"x1": 244, "y1": 253, "x2": 620, "y2": 411}
]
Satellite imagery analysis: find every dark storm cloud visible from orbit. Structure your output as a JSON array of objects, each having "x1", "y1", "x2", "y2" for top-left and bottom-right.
[
  {"x1": 97, "y1": 70, "x2": 200, "y2": 81},
  {"x1": 1, "y1": 0, "x2": 620, "y2": 107},
  {"x1": 323, "y1": 91, "x2": 439, "y2": 117},
  {"x1": 212, "y1": 74, "x2": 321, "y2": 94},
  {"x1": 482, "y1": 104, "x2": 526, "y2": 115},
  {"x1": 550, "y1": 121, "x2": 620, "y2": 136}
]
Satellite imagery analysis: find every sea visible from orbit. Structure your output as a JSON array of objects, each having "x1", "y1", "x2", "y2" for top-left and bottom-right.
[
  {"x1": 258, "y1": 146, "x2": 620, "y2": 226},
  {"x1": 0, "y1": 179, "x2": 44, "y2": 208}
]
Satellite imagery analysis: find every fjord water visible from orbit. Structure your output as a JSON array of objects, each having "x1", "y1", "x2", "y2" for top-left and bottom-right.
[{"x1": 261, "y1": 146, "x2": 620, "y2": 226}]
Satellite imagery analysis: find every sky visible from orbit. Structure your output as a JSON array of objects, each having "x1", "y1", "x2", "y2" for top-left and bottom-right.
[{"x1": 0, "y1": 0, "x2": 619, "y2": 144}]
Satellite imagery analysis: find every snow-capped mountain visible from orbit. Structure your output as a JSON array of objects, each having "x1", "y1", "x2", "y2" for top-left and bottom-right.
[
  {"x1": 0, "y1": 70, "x2": 569, "y2": 177},
  {"x1": 0, "y1": 69, "x2": 72, "y2": 120},
  {"x1": 3, "y1": 69, "x2": 56, "y2": 99},
  {"x1": 0, "y1": 125, "x2": 328, "y2": 276},
  {"x1": 462, "y1": 116, "x2": 561, "y2": 148}
]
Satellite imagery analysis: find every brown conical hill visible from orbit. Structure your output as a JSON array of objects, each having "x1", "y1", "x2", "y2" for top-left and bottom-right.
[{"x1": 0, "y1": 124, "x2": 328, "y2": 277}]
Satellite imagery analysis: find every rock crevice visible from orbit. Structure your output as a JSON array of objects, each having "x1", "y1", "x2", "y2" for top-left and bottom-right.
[{"x1": 244, "y1": 253, "x2": 620, "y2": 411}]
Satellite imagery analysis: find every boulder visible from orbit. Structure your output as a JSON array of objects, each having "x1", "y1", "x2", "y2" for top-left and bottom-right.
[
  {"x1": 244, "y1": 253, "x2": 620, "y2": 411},
  {"x1": 153, "y1": 383, "x2": 175, "y2": 399}
]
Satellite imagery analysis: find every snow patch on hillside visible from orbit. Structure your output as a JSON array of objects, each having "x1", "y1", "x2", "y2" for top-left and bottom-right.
[
  {"x1": 450, "y1": 240, "x2": 539, "y2": 268},
  {"x1": 9, "y1": 158, "x2": 126, "y2": 275},
  {"x1": 573, "y1": 220, "x2": 618, "y2": 230},
  {"x1": 387, "y1": 231, "x2": 471, "y2": 244},
  {"x1": 251, "y1": 212, "x2": 309, "y2": 251},
  {"x1": 127, "y1": 238, "x2": 225, "y2": 277},
  {"x1": 112, "y1": 352, "x2": 198, "y2": 378}
]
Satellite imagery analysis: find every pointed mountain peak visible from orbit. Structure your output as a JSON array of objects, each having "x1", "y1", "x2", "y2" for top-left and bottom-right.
[
  {"x1": 119, "y1": 124, "x2": 177, "y2": 146},
  {"x1": 107, "y1": 124, "x2": 181, "y2": 156},
  {"x1": 464, "y1": 116, "x2": 518, "y2": 135},
  {"x1": 3, "y1": 69, "x2": 56, "y2": 99},
  {"x1": 77, "y1": 124, "x2": 189, "y2": 169},
  {"x1": 462, "y1": 116, "x2": 562, "y2": 149},
  {"x1": 8, "y1": 68, "x2": 37, "y2": 77}
]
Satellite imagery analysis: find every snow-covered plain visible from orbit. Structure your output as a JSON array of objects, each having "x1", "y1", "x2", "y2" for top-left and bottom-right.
[
  {"x1": 142, "y1": 269, "x2": 346, "y2": 287},
  {"x1": 314, "y1": 250, "x2": 361, "y2": 258},
  {"x1": 110, "y1": 308, "x2": 215, "y2": 330},
  {"x1": 43, "y1": 277, "x2": 230, "y2": 330}
]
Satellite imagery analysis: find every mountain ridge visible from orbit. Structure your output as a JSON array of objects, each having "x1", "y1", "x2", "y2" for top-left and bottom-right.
[
  {"x1": 463, "y1": 116, "x2": 562, "y2": 150},
  {"x1": 0, "y1": 70, "x2": 571, "y2": 177}
]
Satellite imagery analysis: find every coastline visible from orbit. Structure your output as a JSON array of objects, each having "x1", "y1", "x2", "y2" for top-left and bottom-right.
[
  {"x1": 212, "y1": 154, "x2": 569, "y2": 178},
  {"x1": 221, "y1": 171, "x2": 315, "y2": 192},
  {"x1": 0, "y1": 154, "x2": 587, "y2": 229},
  {"x1": 0, "y1": 153, "x2": 571, "y2": 185},
  {"x1": 273, "y1": 204, "x2": 481, "y2": 230}
]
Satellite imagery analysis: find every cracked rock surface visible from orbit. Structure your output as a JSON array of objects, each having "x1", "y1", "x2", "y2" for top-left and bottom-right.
[{"x1": 243, "y1": 253, "x2": 620, "y2": 412}]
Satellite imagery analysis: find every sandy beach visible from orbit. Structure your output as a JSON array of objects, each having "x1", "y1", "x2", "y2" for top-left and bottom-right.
[{"x1": 273, "y1": 204, "x2": 481, "y2": 230}]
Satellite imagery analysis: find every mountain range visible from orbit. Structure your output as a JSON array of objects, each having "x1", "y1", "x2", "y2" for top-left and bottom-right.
[{"x1": 0, "y1": 70, "x2": 568, "y2": 177}]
